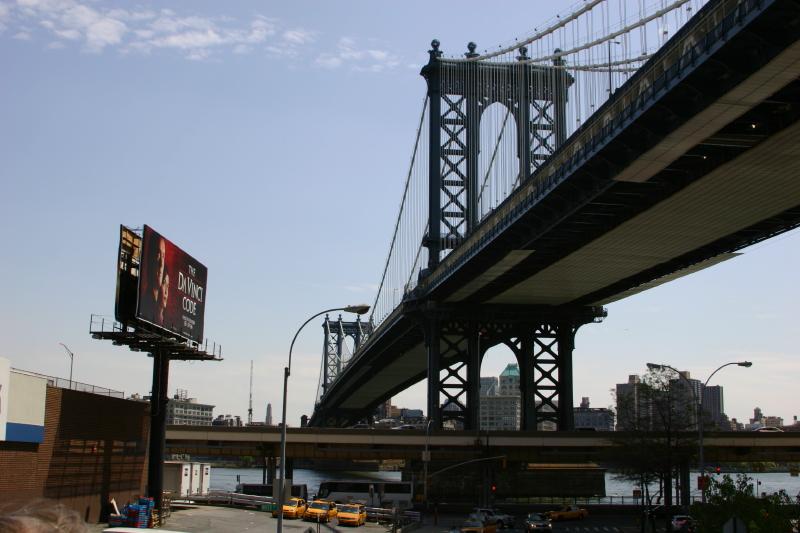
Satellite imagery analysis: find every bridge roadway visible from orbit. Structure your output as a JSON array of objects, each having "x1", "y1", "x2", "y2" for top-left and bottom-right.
[
  {"x1": 313, "y1": 0, "x2": 800, "y2": 427},
  {"x1": 166, "y1": 426, "x2": 800, "y2": 463}
]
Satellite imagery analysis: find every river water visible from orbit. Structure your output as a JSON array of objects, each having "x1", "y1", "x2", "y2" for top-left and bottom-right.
[{"x1": 210, "y1": 467, "x2": 800, "y2": 501}]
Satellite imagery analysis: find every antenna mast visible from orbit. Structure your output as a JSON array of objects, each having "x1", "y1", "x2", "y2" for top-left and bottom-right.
[{"x1": 247, "y1": 360, "x2": 253, "y2": 425}]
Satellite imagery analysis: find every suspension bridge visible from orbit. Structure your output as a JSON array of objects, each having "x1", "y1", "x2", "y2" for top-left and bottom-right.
[{"x1": 311, "y1": 0, "x2": 800, "y2": 430}]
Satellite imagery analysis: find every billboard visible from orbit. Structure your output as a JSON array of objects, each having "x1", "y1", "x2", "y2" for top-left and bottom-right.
[
  {"x1": 137, "y1": 225, "x2": 207, "y2": 343},
  {"x1": 114, "y1": 225, "x2": 142, "y2": 324}
]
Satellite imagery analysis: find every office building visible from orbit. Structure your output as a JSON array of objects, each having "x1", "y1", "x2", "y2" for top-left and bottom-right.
[
  {"x1": 479, "y1": 364, "x2": 520, "y2": 431},
  {"x1": 165, "y1": 389, "x2": 214, "y2": 426},
  {"x1": 574, "y1": 397, "x2": 614, "y2": 431}
]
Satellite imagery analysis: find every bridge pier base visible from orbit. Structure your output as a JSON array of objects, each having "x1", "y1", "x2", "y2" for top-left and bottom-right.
[{"x1": 422, "y1": 305, "x2": 604, "y2": 431}]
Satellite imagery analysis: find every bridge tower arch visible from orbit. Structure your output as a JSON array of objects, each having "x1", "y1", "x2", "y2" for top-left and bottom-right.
[
  {"x1": 423, "y1": 306, "x2": 602, "y2": 431},
  {"x1": 421, "y1": 41, "x2": 572, "y2": 271}
]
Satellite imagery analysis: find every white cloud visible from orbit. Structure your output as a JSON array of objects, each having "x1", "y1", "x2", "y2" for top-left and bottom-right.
[
  {"x1": 53, "y1": 27, "x2": 77, "y2": 39},
  {"x1": 0, "y1": 3, "x2": 10, "y2": 32},
  {"x1": 282, "y1": 28, "x2": 314, "y2": 45},
  {"x1": 151, "y1": 29, "x2": 223, "y2": 50},
  {"x1": 316, "y1": 54, "x2": 342, "y2": 69},
  {"x1": 316, "y1": 36, "x2": 401, "y2": 72},
  {"x1": 1, "y1": 2, "x2": 406, "y2": 66},
  {"x1": 85, "y1": 16, "x2": 125, "y2": 51}
]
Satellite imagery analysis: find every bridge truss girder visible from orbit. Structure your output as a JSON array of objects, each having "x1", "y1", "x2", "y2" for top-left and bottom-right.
[{"x1": 422, "y1": 304, "x2": 604, "y2": 431}]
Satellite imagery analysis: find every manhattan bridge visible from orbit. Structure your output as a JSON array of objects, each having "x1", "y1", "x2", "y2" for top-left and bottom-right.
[{"x1": 311, "y1": 0, "x2": 800, "y2": 430}]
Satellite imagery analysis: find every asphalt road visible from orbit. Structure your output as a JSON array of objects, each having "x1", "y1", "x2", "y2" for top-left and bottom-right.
[
  {"x1": 416, "y1": 513, "x2": 654, "y2": 533},
  {"x1": 88, "y1": 506, "x2": 663, "y2": 533}
]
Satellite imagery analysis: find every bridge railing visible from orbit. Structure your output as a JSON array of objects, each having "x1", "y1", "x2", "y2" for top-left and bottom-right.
[{"x1": 415, "y1": 0, "x2": 762, "y2": 297}]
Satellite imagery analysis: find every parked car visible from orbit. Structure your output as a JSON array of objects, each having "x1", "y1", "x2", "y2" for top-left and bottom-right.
[
  {"x1": 303, "y1": 500, "x2": 337, "y2": 523},
  {"x1": 671, "y1": 514, "x2": 696, "y2": 532},
  {"x1": 271, "y1": 497, "x2": 307, "y2": 519},
  {"x1": 473, "y1": 508, "x2": 514, "y2": 528},
  {"x1": 337, "y1": 503, "x2": 367, "y2": 526},
  {"x1": 754, "y1": 426, "x2": 783, "y2": 432},
  {"x1": 391, "y1": 424, "x2": 417, "y2": 430},
  {"x1": 546, "y1": 505, "x2": 588, "y2": 521},
  {"x1": 524, "y1": 512, "x2": 552, "y2": 532}
]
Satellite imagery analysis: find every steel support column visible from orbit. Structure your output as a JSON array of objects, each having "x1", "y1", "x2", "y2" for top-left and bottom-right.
[
  {"x1": 465, "y1": 44, "x2": 480, "y2": 232},
  {"x1": 424, "y1": 40, "x2": 443, "y2": 271},
  {"x1": 147, "y1": 349, "x2": 170, "y2": 510},
  {"x1": 426, "y1": 319, "x2": 442, "y2": 429},
  {"x1": 556, "y1": 323, "x2": 575, "y2": 430},
  {"x1": 519, "y1": 330, "x2": 537, "y2": 430}
]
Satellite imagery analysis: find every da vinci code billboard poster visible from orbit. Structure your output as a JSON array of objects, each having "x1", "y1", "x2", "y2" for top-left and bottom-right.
[{"x1": 137, "y1": 225, "x2": 208, "y2": 343}]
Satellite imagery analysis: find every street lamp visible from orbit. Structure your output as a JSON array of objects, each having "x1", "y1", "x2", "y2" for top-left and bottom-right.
[
  {"x1": 647, "y1": 361, "x2": 752, "y2": 504},
  {"x1": 58, "y1": 343, "x2": 74, "y2": 390},
  {"x1": 277, "y1": 304, "x2": 370, "y2": 533}
]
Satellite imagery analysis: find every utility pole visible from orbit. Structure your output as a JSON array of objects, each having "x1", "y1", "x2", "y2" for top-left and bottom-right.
[{"x1": 247, "y1": 360, "x2": 253, "y2": 425}]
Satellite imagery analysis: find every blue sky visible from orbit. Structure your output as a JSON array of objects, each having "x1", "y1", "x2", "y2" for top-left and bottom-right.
[{"x1": 1, "y1": 0, "x2": 797, "y2": 428}]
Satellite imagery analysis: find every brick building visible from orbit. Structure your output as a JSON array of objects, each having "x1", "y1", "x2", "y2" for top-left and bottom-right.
[{"x1": 0, "y1": 383, "x2": 149, "y2": 523}]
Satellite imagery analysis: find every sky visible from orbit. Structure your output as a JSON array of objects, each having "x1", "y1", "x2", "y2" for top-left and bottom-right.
[{"x1": 1, "y1": 0, "x2": 798, "y2": 429}]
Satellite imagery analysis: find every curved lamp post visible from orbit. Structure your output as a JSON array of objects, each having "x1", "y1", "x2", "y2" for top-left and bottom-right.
[
  {"x1": 58, "y1": 343, "x2": 74, "y2": 390},
  {"x1": 277, "y1": 304, "x2": 370, "y2": 533},
  {"x1": 647, "y1": 361, "x2": 752, "y2": 504}
]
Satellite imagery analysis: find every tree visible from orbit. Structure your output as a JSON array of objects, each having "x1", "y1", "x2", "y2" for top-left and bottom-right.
[
  {"x1": 610, "y1": 367, "x2": 697, "y2": 531},
  {"x1": 691, "y1": 474, "x2": 798, "y2": 532}
]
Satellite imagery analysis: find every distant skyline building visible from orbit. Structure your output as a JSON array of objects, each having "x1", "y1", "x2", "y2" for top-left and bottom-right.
[
  {"x1": 165, "y1": 390, "x2": 214, "y2": 426},
  {"x1": 574, "y1": 397, "x2": 614, "y2": 431},
  {"x1": 615, "y1": 374, "x2": 646, "y2": 430},
  {"x1": 479, "y1": 363, "x2": 520, "y2": 431},
  {"x1": 212, "y1": 414, "x2": 242, "y2": 427},
  {"x1": 616, "y1": 371, "x2": 730, "y2": 431},
  {"x1": 480, "y1": 377, "x2": 498, "y2": 397},
  {"x1": 266, "y1": 403, "x2": 272, "y2": 426},
  {"x1": 702, "y1": 385, "x2": 727, "y2": 429},
  {"x1": 749, "y1": 407, "x2": 784, "y2": 429}
]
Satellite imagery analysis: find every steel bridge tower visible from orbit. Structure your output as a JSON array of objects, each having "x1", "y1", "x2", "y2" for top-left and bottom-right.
[
  {"x1": 419, "y1": 41, "x2": 601, "y2": 431},
  {"x1": 320, "y1": 314, "x2": 373, "y2": 397}
]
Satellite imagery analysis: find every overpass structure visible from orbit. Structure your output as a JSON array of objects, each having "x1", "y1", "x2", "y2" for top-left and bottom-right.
[
  {"x1": 311, "y1": 0, "x2": 800, "y2": 429},
  {"x1": 166, "y1": 426, "x2": 800, "y2": 463}
]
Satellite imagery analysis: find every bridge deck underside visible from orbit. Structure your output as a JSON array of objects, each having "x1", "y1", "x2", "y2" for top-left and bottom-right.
[{"x1": 315, "y1": 0, "x2": 800, "y2": 423}]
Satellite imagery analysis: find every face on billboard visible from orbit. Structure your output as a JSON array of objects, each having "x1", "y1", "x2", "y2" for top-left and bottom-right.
[{"x1": 137, "y1": 225, "x2": 207, "y2": 343}]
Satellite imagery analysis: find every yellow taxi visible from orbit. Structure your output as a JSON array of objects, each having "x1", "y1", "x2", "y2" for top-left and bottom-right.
[
  {"x1": 337, "y1": 503, "x2": 367, "y2": 526},
  {"x1": 546, "y1": 505, "x2": 588, "y2": 521},
  {"x1": 271, "y1": 497, "x2": 307, "y2": 519},
  {"x1": 303, "y1": 500, "x2": 338, "y2": 523},
  {"x1": 459, "y1": 518, "x2": 498, "y2": 533}
]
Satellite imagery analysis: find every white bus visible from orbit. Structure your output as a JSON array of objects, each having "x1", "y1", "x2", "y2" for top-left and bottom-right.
[{"x1": 315, "y1": 480, "x2": 413, "y2": 509}]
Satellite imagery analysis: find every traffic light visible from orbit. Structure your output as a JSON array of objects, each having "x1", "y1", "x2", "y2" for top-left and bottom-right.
[
  {"x1": 715, "y1": 466, "x2": 721, "y2": 474},
  {"x1": 490, "y1": 483, "x2": 497, "y2": 494}
]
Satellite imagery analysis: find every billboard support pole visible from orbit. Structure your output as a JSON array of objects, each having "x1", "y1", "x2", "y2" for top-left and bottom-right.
[{"x1": 147, "y1": 348, "x2": 170, "y2": 514}]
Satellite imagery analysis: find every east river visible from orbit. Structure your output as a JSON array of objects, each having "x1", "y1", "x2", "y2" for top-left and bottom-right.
[{"x1": 210, "y1": 467, "x2": 800, "y2": 501}]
